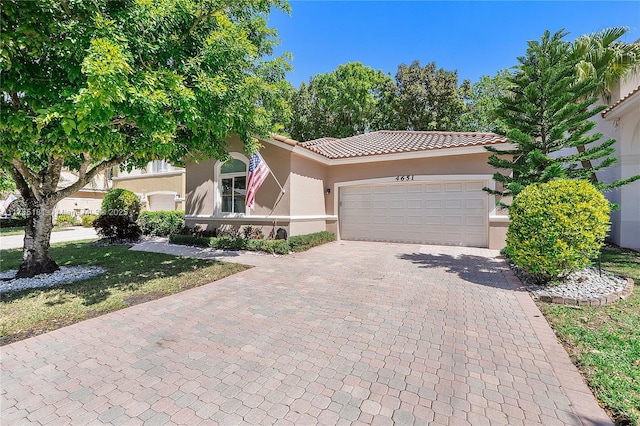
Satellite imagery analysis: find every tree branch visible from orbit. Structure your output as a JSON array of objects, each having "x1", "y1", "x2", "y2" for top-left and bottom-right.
[
  {"x1": 10, "y1": 159, "x2": 44, "y2": 202},
  {"x1": 178, "y1": 0, "x2": 235, "y2": 43},
  {"x1": 8, "y1": 165, "x2": 34, "y2": 201},
  {"x1": 56, "y1": 154, "x2": 129, "y2": 201}
]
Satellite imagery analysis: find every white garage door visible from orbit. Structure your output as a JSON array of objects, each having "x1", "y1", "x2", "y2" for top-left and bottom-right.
[
  {"x1": 148, "y1": 194, "x2": 176, "y2": 211},
  {"x1": 339, "y1": 180, "x2": 488, "y2": 247}
]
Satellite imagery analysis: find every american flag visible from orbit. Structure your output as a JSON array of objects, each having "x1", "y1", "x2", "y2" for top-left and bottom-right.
[{"x1": 245, "y1": 153, "x2": 271, "y2": 209}]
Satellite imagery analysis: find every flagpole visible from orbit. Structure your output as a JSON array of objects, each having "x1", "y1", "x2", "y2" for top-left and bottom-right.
[{"x1": 270, "y1": 169, "x2": 285, "y2": 193}]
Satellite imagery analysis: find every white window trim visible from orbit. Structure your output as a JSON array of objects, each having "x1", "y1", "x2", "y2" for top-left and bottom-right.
[{"x1": 214, "y1": 152, "x2": 250, "y2": 217}]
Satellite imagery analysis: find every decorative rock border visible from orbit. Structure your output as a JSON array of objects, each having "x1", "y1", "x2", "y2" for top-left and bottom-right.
[{"x1": 536, "y1": 278, "x2": 634, "y2": 306}]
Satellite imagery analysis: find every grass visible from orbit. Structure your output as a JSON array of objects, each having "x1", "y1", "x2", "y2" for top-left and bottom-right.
[
  {"x1": 538, "y1": 246, "x2": 640, "y2": 425},
  {"x1": 0, "y1": 240, "x2": 249, "y2": 345},
  {"x1": 0, "y1": 226, "x2": 75, "y2": 236}
]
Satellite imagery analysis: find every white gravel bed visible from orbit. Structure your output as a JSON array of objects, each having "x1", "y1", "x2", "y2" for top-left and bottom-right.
[
  {"x1": 510, "y1": 263, "x2": 628, "y2": 301},
  {"x1": 0, "y1": 266, "x2": 106, "y2": 294}
]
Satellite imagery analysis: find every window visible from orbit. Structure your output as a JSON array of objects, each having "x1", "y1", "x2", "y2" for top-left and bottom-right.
[
  {"x1": 150, "y1": 160, "x2": 171, "y2": 173},
  {"x1": 220, "y1": 159, "x2": 247, "y2": 214}
]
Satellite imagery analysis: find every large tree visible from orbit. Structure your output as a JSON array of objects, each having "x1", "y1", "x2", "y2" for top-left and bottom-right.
[
  {"x1": 287, "y1": 62, "x2": 392, "y2": 140},
  {"x1": 458, "y1": 69, "x2": 511, "y2": 134},
  {"x1": 393, "y1": 60, "x2": 470, "y2": 131},
  {"x1": 1, "y1": 0, "x2": 290, "y2": 277},
  {"x1": 486, "y1": 29, "x2": 637, "y2": 206}
]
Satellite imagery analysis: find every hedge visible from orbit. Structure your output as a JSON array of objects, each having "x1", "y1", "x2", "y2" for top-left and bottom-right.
[
  {"x1": 137, "y1": 210, "x2": 185, "y2": 236},
  {"x1": 0, "y1": 217, "x2": 27, "y2": 228},
  {"x1": 169, "y1": 230, "x2": 335, "y2": 255}
]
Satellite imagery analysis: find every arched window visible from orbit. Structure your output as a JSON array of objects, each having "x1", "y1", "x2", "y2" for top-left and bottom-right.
[{"x1": 220, "y1": 158, "x2": 247, "y2": 214}]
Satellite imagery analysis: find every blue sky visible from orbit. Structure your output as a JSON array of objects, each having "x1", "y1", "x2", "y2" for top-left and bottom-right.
[{"x1": 268, "y1": 1, "x2": 640, "y2": 87}]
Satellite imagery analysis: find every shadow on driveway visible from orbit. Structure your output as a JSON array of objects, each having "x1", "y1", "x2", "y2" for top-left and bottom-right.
[{"x1": 398, "y1": 251, "x2": 513, "y2": 289}]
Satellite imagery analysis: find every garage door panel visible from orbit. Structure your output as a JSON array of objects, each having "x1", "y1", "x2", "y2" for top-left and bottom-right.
[{"x1": 340, "y1": 180, "x2": 488, "y2": 247}]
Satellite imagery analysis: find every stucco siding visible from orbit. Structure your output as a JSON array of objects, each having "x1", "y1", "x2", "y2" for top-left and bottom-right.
[
  {"x1": 186, "y1": 158, "x2": 216, "y2": 216},
  {"x1": 290, "y1": 154, "x2": 328, "y2": 217}
]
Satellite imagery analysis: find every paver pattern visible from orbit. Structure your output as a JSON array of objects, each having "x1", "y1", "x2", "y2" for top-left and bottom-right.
[{"x1": 1, "y1": 241, "x2": 611, "y2": 425}]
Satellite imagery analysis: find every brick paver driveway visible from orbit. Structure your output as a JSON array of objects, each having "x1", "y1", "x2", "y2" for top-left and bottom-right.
[{"x1": 1, "y1": 241, "x2": 611, "y2": 425}]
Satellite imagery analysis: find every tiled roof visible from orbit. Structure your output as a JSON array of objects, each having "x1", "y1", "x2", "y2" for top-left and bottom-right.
[
  {"x1": 601, "y1": 85, "x2": 640, "y2": 117},
  {"x1": 295, "y1": 130, "x2": 508, "y2": 159}
]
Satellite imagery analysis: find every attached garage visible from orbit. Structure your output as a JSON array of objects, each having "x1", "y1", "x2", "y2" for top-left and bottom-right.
[
  {"x1": 147, "y1": 192, "x2": 177, "y2": 211},
  {"x1": 339, "y1": 179, "x2": 489, "y2": 247}
]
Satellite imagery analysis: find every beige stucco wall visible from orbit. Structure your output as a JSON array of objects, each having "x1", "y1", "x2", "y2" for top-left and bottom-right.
[
  {"x1": 184, "y1": 135, "x2": 293, "y2": 231},
  {"x1": 290, "y1": 153, "x2": 328, "y2": 216},
  {"x1": 54, "y1": 190, "x2": 105, "y2": 218},
  {"x1": 113, "y1": 172, "x2": 185, "y2": 210}
]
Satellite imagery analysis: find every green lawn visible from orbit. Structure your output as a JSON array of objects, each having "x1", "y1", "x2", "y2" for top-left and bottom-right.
[
  {"x1": 539, "y1": 246, "x2": 640, "y2": 425},
  {"x1": 0, "y1": 240, "x2": 249, "y2": 345}
]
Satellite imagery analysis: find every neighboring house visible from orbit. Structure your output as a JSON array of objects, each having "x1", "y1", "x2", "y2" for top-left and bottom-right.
[
  {"x1": 597, "y1": 74, "x2": 640, "y2": 250},
  {"x1": 54, "y1": 169, "x2": 110, "y2": 218},
  {"x1": 112, "y1": 160, "x2": 186, "y2": 211},
  {"x1": 185, "y1": 131, "x2": 512, "y2": 249}
]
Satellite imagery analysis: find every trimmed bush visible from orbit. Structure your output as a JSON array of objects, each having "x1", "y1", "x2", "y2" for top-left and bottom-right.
[
  {"x1": 137, "y1": 210, "x2": 185, "y2": 236},
  {"x1": 101, "y1": 188, "x2": 140, "y2": 219},
  {"x1": 288, "y1": 231, "x2": 336, "y2": 252},
  {"x1": 81, "y1": 214, "x2": 97, "y2": 227},
  {"x1": 0, "y1": 217, "x2": 27, "y2": 228},
  {"x1": 506, "y1": 179, "x2": 610, "y2": 284},
  {"x1": 93, "y1": 214, "x2": 142, "y2": 243},
  {"x1": 168, "y1": 234, "x2": 289, "y2": 255},
  {"x1": 55, "y1": 213, "x2": 76, "y2": 227},
  {"x1": 169, "y1": 230, "x2": 335, "y2": 255}
]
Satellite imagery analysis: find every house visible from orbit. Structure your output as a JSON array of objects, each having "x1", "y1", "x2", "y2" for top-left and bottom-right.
[
  {"x1": 597, "y1": 74, "x2": 640, "y2": 250},
  {"x1": 185, "y1": 131, "x2": 511, "y2": 249},
  {"x1": 54, "y1": 169, "x2": 110, "y2": 218},
  {"x1": 111, "y1": 160, "x2": 186, "y2": 211}
]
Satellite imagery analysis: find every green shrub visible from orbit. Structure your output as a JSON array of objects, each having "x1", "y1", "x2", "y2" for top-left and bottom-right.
[
  {"x1": 93, "y1": 214, "x2": 142, "y2": 243},
  {"x1": 81, "y1": 214, "x2": 97, "y2": 227},
  {"x1": 137, "y1": 210, "x2": 185, "y2": 236},
  {"x1": 288, "y1": 231, "x2": 336, "y2": 252},
  {"x1": 101, "y1": 188, "x2": 140, "y2": 219},
  {"x1": 506, "y1": 179, "x2": 610, "y2": 284},
  {"x1": 0, "y1": 217, "x2": 27, "y2": 228},
  {"x1": 55, "y1": 213, "x2": 76, "y2": 227},
  {"x1": 169, "y1": 230, "x2": 335, "y2": 255}
]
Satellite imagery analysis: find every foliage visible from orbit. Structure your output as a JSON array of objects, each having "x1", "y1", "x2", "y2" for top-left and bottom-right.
[
  {"x1": 169, "y1": 230, "x2": 335, "y2": 254},
  {"x1": 0, "y1": 217, "x2": 27, "y2": 228},
  {"x1": 287, "y1": 62, "x2": 393, "y2": 140},
  {"x1": 0, "y1": 241, "x2": 247, "y2": 345},
  {"x1": 539, "y1": 246, "x2": 640, "y2": 425},
  {"x1": 93, "y1": 215, "x2": 142, "y2": 243},
  {"x1": 458, "y1": 69, "x2": 511, "y2": 134},
  {"x1": 55, "y1": 214, "x2": 77, "y2": 227},
  {"x1": 506, "y1": 179, "x2": 610, "y2": 284},
  {"x1": 288, "y1": 231, "x2": 336, "y2": 252},
  {"x1": 486, "y1": 29, "x2": 634, "y2": 206},
  {"x1": 392, "y1": 60, "x2": 470, "y2": 131},
  {"x1": 137, "y1": 210, "x2": 185, "y2": 236},
  {"x1": 101, "y1": 188, "x2": 140, "y2": 219},
  {"x1": 0, "y1": 170, "x2": 16, "y2": 194},
  {"x1": 571, "y1": 26, "x2": 640, "y2": 101},
  {"x1": 81, "y1": 214, "x2": 97, "y2": 228},
  {"x1": 242, "y1": 225, "x2": 263, "y2": 240},
  {"x1": 0, "y1": 0, "x2": 290, "y2": 275},
  {"x1": 169, "y1": 233, "x2": 289, "y2": 254}
]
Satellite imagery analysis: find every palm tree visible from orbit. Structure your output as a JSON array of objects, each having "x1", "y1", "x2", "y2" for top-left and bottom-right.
[
  {"x1": 571, "y1": 26, "x2": 640, "y2": 101},
  {"x1": 570, "y1": 27, "x2": 640, "y2": 180}
]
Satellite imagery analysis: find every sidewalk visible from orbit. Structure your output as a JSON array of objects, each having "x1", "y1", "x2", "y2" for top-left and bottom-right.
[{"x1": 0, "y1": 227, "x2": 98, "y2": 250}]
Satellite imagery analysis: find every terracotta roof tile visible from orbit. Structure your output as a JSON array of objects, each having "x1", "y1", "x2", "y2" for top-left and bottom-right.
[
  {"x1": 601, "y1": 85, "x2": 640, "y2": 117},
  {"x1": 296, "y1": 130, "x2": 508, "y2": 159}
]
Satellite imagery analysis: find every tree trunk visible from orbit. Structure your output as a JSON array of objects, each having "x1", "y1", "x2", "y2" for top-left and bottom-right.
[{"x1": 16, "y1": 197, "x2": 59, "y2": 278}]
